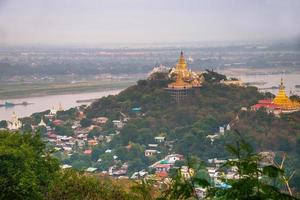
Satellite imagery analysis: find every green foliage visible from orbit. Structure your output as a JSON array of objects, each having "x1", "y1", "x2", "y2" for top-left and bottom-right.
[
  {"x1": 130, "y1": 179, "x2": 156, "y2": 200},
  {"x1": 203, "y1": 69, "x2": 227, "y2": 83},
  {"x1": 0, "y1": 131, "x2": 59, "y2": 200},
  {"x1": 99, "y1": 153, "x2": 114, "y2": 171},
  {"x1": 46, "y1": 169, "x2": 134, "y2": 200},
  {"x1": 54, "y1": 125, "x2": 74, "y2": 136},
  {"x1": 80, "y1": 118, "x2": 92, "y2": 128},
  {"x1": 0, "y1": 120, "x2": 7, "y2": 128},
  {"x1": 21, "y1": 123, "x2": 33, "y2": 132},
  {"x1": 69, "y1": 152, "x2": 92, "y2": 170},
  {"x1": 206, "y1": 134, "x2": 297, "y2": 200},
  {"x1": 56, "y1": 108, "x2": 78, "y2": 121}
]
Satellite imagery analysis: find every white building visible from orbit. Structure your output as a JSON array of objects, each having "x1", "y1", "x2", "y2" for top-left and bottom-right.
[
  {"x1": 154, "y1": 136, "x2": 165, "y2": 143},
  {"x1": 145, "y1": 149, "x2": 157, "y2": 157},
  {"x1": 7, "y1": 112, "x2": 22, "y2": 130},
  {"x1": 38, "y1": 118, "x2": 47, "y2": 127}
]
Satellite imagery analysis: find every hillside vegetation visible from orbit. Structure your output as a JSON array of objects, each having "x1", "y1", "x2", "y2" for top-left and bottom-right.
[{"x1": 85, "y1": 71, "x2": 300, "y2": 188}]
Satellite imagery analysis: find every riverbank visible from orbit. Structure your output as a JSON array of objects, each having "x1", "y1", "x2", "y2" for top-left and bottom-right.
[
  {"x1": 0, "y1": 80, "x2": 135, "y2": 100},
  {"x1": 0, "y1": 89, "x2": 123, "y2": 121}
]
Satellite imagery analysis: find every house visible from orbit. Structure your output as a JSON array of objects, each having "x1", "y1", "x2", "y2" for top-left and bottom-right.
[
  {"x1": 131, "y1": 170, "x2": 148, "y2": 179},
  {"x1": 86, "y1": 167, "x2": 97, "y2": 173},
  {"x1": 63, "y1": 147, "x2": 72, "y2": 153},
  {"x1": 154, "y1": 136, "x2": 165, "y2": 143},
  {"x1": 93, "y1": 117, "x2": 108, "y2": 125},
  {"x1": 145, "y1": 149, "x2": 157, "y2": 157},
  {"x1": 88, "y1": 139, "x2": 98, "y2": 146},
  {"x1": 165, "y1": 154, "x2": 183, "y2": 164},
  {"x1": 61, "y1": 164, "x2": 72, "y2": 169},
  {"x1": 180, "y1": 166, "x2": 194, "y2": 179},
  {"x1": 112, "y1": 120, "x2": 123, "y2": 129},
  {"x1": 154, "y1": 163, "x2": 172, "y2": 173},
  {"x1": 76, "y1": 139, "x2": 85, "y2": 148},
  {"x1": 84, "y1": 149, "x2": 92, "y2": 155},
  {"x1": 148, "y1": 144, "x2": 158, "y2": 148},
  {"x1": 53, "y1": 119, "x2": 63, "y2": 126},
  {"x1": 220, "y1": 79, "x2": 244, "y2": 87},
  {"x1": 105, "y1": 149, "x2": 112, "y2": 153},
  {"x1": 219, "y1": 126, "x2": 225, "y2": 134}
]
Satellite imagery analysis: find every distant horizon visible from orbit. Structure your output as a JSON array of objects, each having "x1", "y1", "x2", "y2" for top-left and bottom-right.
[
  {"x1": 1, "y1": 0, "x2": 299, "y2": 47},
  {"x1": 1, "y1": 38, "x2": 299, "y2": 50}
]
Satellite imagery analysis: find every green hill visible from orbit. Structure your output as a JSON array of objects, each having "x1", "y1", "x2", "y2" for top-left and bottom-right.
[{"x1": 84, "y1": 71, "x2": 300, "y2": 189}]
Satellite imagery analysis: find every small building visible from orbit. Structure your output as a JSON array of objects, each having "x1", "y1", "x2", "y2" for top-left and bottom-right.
[
  {"x1": 105, "y1": 149, "x2": 112, "y2": 153},
  {"x1": 61, "y1": 164, "x2": 72, "y2": 169},
  {"x1": 86, "y1": 167, "x2": 97, "y2": 173},
  {"x1": 219, "y1": 127, "x2": 225, "y2": 134},
  {"x1": 154, "y1": 136, "x2": 165, "y2": 143},
  {"x1": 165, "y1": 154, "x2": 184, "y2": 164},
  {"x1": 154, "y1": 164, "x2": 172, "y2": 173},
  {"x1": 84, "y1": 149, "x2": 92, "y2": 155},
  {"x1": 7, "y1": 112, "x2": 22, "y2": 130},
  {"x1": 145, "y1": 149, "x2": 157, "y2": 157},
  {"x1": 220, "y1": 79, "x2": 244, "y2": 87},
  {"x1": 180, "y1": 166, "x2": 194, "y2": 179},
  {"x1": 148, "y1": 144, "x2": 158, "y2": 148},
  {"x1": 112, "y1": 120, "x2": 123, "y2": 129},
  {"x1": 88, "y1": 139, "x2": 98, "y2": 146},
  {"x1": 131, "y1": 107, "x2": 142, "y2": 114},
  {"x1": 93, "y1": 117, "x2": 108, "y2": 125},
  {"x1": 53, "y1": 119, "x2": 63, "y2": 126}
]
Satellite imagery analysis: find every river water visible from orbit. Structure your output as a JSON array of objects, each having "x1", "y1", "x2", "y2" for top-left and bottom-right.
[
  {"x1": 0, "y1": 90, "x2": 121, "y2": 121},
  {"x1": 239, "y1": 73, "x2": 300, "y2": 95}
]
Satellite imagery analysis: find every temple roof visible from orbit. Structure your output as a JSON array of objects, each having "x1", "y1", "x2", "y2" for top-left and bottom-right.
[{"x1": 272, "y1": 78, "x2": 300, "y2": 110}]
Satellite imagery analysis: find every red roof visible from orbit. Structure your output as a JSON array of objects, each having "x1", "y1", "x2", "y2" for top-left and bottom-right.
[
  {"x1": 258, "y1": 99, "x2": 273, "y2": 104},
  {"x1": 156, "y1": 171, "x2": 168, "y2": 178},
  {"x1": 53, "y1": 119, "x2": 63, "y2": 125},
  {"x1": 84, "y1": 149, "x2": 92, "y2": 155},
  {"x1": 154, "y1": 164, "x2": 172, "y2": 168},
  {"x1": 252, "y1": 103, "x2": 280, "y2": 109}
]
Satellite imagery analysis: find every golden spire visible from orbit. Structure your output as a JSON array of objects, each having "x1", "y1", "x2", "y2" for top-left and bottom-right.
[{"x1": 177, "y1": 51, "x2": 187, "y2": 70}]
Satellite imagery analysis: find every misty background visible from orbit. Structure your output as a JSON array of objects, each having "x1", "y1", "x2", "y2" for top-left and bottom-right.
[{"x1": 0, "y1": 0, "x2": 300, "y2": 47}]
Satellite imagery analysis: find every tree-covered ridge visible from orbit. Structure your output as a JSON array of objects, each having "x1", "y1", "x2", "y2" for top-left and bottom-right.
[{"x1": 85, "y1": 71, "x2": 281, "y2": 153}]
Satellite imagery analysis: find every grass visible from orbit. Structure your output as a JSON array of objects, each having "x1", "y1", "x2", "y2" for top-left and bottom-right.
[{"x1": 0, "y1": 80, "x2": 136, "y2": 99}]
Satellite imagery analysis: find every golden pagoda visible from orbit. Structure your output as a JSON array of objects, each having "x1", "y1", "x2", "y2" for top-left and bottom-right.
[
  {"x1": 170, "y1": 51, "x2": 192, "y2": 81},
  {"x1": 168, "y1": 51, "x2": 203, "y2": 87},
  {"x1": 176, "y1": 51, "x2": 188, "y2": 71},
  {"x1": 166, "y1": 52, "x2": 196, "y2": 103},
  {"x1": 168, "y1": 67, "x2": 193, "y2": 89},
  {"x1": 272, "y1": 78, "x2": 300, "y2": 111}
]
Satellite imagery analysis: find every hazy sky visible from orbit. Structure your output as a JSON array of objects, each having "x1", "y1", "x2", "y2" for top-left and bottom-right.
[{"x1": 0, "y1": 0, "x2": 299, "y2": 46}]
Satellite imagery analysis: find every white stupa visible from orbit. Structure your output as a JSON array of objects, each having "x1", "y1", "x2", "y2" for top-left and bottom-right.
[
  {"x1": 7, "y1": 112, "x2": 22, "y2": 130},
  {"x1": 38, "y1": 118, "x2": 47, "y2": 127}
]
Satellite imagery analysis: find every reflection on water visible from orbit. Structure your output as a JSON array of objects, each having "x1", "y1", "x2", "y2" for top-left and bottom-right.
[{"x1": 0, "y1": 90, "x2": 121, "y2": 121}]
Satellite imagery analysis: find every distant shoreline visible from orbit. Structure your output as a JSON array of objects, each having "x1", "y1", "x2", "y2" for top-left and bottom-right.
[{"x1": 0, "y1": 81, "x2": 134, "y2": 100}]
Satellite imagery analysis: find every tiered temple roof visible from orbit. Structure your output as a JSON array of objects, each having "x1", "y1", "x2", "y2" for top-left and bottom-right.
[
  {"x1": 168, "y1": 51, "x2": 202, "y2": 89},
  {"x1": 272, "y1": 78, "x2": 300, "y2": 110},
  {"x1": 252, "y1": 78, "x2": 300, "y2": 114}
]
